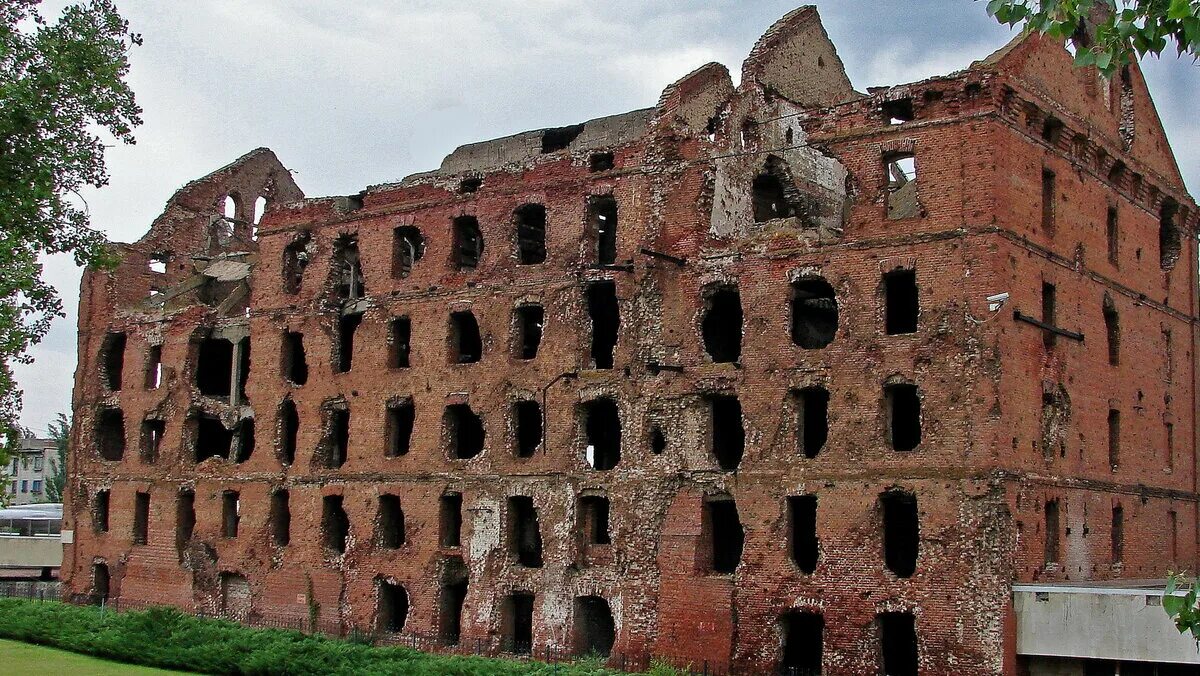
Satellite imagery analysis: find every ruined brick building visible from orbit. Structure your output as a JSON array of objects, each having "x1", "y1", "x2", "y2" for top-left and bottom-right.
[{"x1": 61, "y1": 7, "x2": 1199, "y2": 675}]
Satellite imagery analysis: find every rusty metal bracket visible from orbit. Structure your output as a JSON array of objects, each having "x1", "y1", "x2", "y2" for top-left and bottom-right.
[{"x1": 1013, "y1": 310, "x2": 1084, "y2": 342}]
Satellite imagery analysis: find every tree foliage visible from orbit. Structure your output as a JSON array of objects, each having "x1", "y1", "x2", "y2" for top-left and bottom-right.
[
  {"x1": 44, "y1": 412, "x2": 68, "y2": 503},
  {"x1": 1164, "y1": 573, "x2": 1200, "y2": 642},
  {"x1": 986, "y1": 0, "x2": 1200, "y2": 74},
  {"x1": 0, "y1": 1, "x2": 140, "y2": 462}
]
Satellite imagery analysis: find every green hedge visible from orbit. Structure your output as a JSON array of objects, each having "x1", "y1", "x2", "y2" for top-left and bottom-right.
[{"x1": 0, "y1": 598, "x2": 636, "y2": 675}]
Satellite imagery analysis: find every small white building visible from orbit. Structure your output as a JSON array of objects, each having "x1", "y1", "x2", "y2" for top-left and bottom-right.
[{"x1": 6, "y1": 437, "x2": 57, "y2": 506}]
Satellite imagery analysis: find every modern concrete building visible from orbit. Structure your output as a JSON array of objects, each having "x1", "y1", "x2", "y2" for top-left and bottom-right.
[{"x1": 6, "y1": 437, "x2": 58, "y2": 506}]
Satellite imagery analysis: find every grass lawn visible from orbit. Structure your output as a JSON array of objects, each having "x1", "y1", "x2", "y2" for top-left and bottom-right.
[{"x1": 0, "y1": 638, "x2": 189, "y2": 675}]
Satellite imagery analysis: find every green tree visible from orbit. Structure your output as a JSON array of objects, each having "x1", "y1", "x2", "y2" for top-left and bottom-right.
[
  {"x1": 0, "y1": 1, "x2": 140, "y2": 464},
  {"x1": 44, "y1": 413, "x2": 68, "y2": 503},
  {"x1": 986, "y1": 0, "x2": 1200, "y2": 74},
  {"x1": 1164, "y1": 573, "x2": 1200, "y2": 642}
]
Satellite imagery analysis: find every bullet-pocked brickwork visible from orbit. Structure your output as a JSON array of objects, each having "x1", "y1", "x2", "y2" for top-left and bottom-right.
[{"x1": 63, "y1": 7, "x2": 1198, "y2": 675}]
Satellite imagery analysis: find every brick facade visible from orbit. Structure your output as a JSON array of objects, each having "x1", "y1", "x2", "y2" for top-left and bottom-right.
[{"x1": 63, "y1": 8, "x2": 1198, "y2": 675}]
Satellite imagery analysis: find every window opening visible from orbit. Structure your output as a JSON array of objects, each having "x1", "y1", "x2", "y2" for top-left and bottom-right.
[
  {"x1": 270, "y1": 489, "x2": 290, "y2": 547},
  {"x1": 573, "y1": 596, "x2": 615, "y2": 658},
  {"x1": 705, "y1": 497, "x2": 744, "y2": 574},
  {"x1": 884, "y1": 270, "x2": 918, "y2": 335},
  {"x1": 1044, "y1": 499, "x2": 1061, "y2": 564},
  {"x1": 234, "y1": 338, "x2": 250, "y2": 405},
  {"x1": 780, "y1": 611, "x2": 823, "y2": 675},
  {"x1": 193, "y1": 413, "x2": 231, "y2": 462},
  {"x1": 589, "y1": 152, "x2": 614, "y2": 172},
  {"x1": 253, "y1": 196, "x2": 267, "y2": 227},
  {"x1": 514, "y1": 305, "x2": 543, "y2": 360},
  {"x1": 93, "y1": 489, "x2": 110, "y2": 533},
  {"x1": 234, "y1": 418, "x2": 255, "y2": 463},
  {"x1": 445, "y1": 403, "x2": 485, "y2": 460},
  {"x1": 1042, "y1": 117, "x2": 1064, "y2": 143},
  {"x1": 96, "y1": 409, "x2": 125, "y2": 461},
  {"x1": 885, "y1": 154, "x2": 919, "y2": 219},
  {"x1": 279, "y1": 399, "x2": 299, "y2": 465},
  {"x1": 791, "y1": 278, "x2": 838, "y2": 348},
  {"x1": 459, "y1": 177, "x2": 482, "y2": 194},
  {"x1": 796, "y1": 387, "x2": 829, "y2": 458},
  {"x1": 320, "y1": 406, "x2": 350, "y2": 469},
  {"x1": 223, "y1": 195, "x2": 237, "y2": 219},
  {"x1": 541, "y1": 124, "x2": 584, "y2": 153},
  {"x1": 282, "y1": 331, "x2": 308, "y2": 385},
  {"x1": 710, "y1": 395, "x2": 744, "y2": 471},
  {"x1": 333, "y1": 235, "x2": 366, "y2": 300},
  {"x1": 752, "y1": 155, "x2": 800, "y2": 222},
  {"x1": 140, "y1": 419, "x2": 165, "y2": 463},
  {"x1": 514, "y1": 400, "x2": 542, "y2": 458},
  {"x1": 701, "y1": 285, "x2": 743, "y2": 363},
  {"x1": 587, "y1": 196, "x2": 618, "y2": 264},
  {"x1": 222, "y1": 490, "x2": 239, "y2": 538},
  {"x1": 148, "y1": 253, "x2": 168, "y2": 274},
  {"x1": 388, "y1": 317, "x2": 412, "y2": 368},
  {"x1": 282, "y1": 233, "x2": 311, "y2": 294},
  {"x1": 144, "y1": 345, "x2": 162, "y2": 390},
  {"x1": 449, "y1": 311, "x2": 482, "y2": 364},
  {"x1": 1103, "y1": 297, "x2": 1119, "y2": 366},
  {"x1": 879, "y1": 612, "x2": 918, "y2": 676},
  {"x1": 322, "y1": 495, "x2": 349, "y2": 554},
  {"x1": 378, "y1": 580, "x2": 409, "y2": 633},
  {"x1": 453, "y1": 216, "x2": 483, "y2": 270},
  {"x1": 582, "y1": 398, "x2": 621, "y2": 470},
  {"x1": 881, "y1": 491, "x2": 919, "y2": 577},
  {"x1": 586, "y1": 281, "x2": 619, "y2": 369},
  {"x1": 176, "y1": 489, "x2": 194, "y2": 553},
  {"x1": 1042, "y1": 168, "x2": 1056, "y2": 235},
  {"x1": 580, "y1": 495, "x2": 611, "y2": 545},
  {"x1": 377, "y1": 494, "x2": 406, "y2": 549},
  {"x1": 439, "y1": 557, "x2": 470, "y2": 645},
  {"x1": 1106, "y1": 206, "x2": 1119, "y2": 265},
  {"x1": 196, "y1": 335, "x2": 233, "y2": 398},
  {"x1": 1160, "y1": 199, "x2": 1181, "y2": 271},
  {"x1": 1108, "y1": 409, "x2": 1120, "y2": 470},
  {"x1": 515, "y1": 204, "x2": 547, "y2": 265},
  {"x1": 132, "y1": 491, "x2": 149, "y2": 545},
  {"x1": 1111, "y1": 504, "x2": 1124, "y2": 563},
  {"x1": 386, "y1": 400, "x2": 415, "y2": 457},
  {"x1": 100, "y1": 332, "x2": 126, "y2": 391},
  {"x1": 507, "y1": 496, "x2": 544, "y2": 568},
  {"x1": 885, "y1": 383, "x2": 921, "y2": 452},
  {"x1": 649, "y1": 425, "x2": 667, "y2": 455},
  {"x1": 392, "y1": 226, "x2": 425, "y2": 279},
  {"x1": 335, "y1": 312, "x2": 363, "y2": 373},
  {"x1": 440, "y1": 493, "x2": 463, "y2": 547},
  {"x1": 1042, "y1": 282, "x2": 1057, "y2": 348},
  {"x1": 503, "y1": 592, "x2": 534, "y2": 654},
  {"x1": 882, "y1": 98, "x2": 914, "y2": 124},
  {"x1": 789, "y1": 495, "x2": 819, "y2": 574},
  {"x1": 93, "y1": 563, "x2": 110, "y2": 601}
]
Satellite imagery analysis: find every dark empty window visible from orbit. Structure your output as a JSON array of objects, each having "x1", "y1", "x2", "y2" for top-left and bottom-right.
[
  {"x1": 513, "y1": 305, "x2": 543, "y2": 360},
  {"x1": 283, "y1": 233, "x2": 311, "y2": 294},
  {"x1": 582, "y1": 398, "x2": 621, "y2": 470},
  {"x1": 1106, "y1": 207, "x2": 1119, "y2": 265},
  {"x1": 1160, "y1": 199, "x2": 1180, "y2": 271},
  {"x1": 378, "y1": 580, "x2": 409, "y2": 633},
  {"x1": 322, "y1": 495, "x2": 349, "y2": 554},
  {"x1": 333, "y1": 235, "x2": 365, "y2": 301},
  {"x1": 234, "y1": 338, "x2": 250, "y2": 405},
  {"x1": 513, "y1": 400, "x2": 542, "y2": 458},
  {"x1": 320, "y1": 406, "x2": 350, "y2": 469},
  {"x1": 439, "y1": 558, "x2": 469, "y2": 646},
  {"x1": 140, "y1": 419, "x2": 164, "y2": 463},
  {"x1": 176, "y1": 489, "x2": 194, "y2": 552},
  {"x1": 795, "y1": 387, "x2": 829, "y2": 458},
  {"x1": 234, "y1": 418, "x2": 255, "y2": 463},
  {"x1": 586, "y1": 281, "x2": 619, "y2": 369},
  {"x1": 132, "y1": 491, "x2": 150, "y2": 545},
  {"x1": 508, "y1": 496, "x2": 543, "y2": 568},
  {"x1": 503, "y1": 592, "x2": 534, "y2": 654},
  {"x1": 445, "y1": 403, "x2": 485, "y2": 460},
  {"x1": 440, "y1": 493, "x2": 463, "y2": 547},
  {"x1": 881, "y1": 491, "x2": 919, "y2": 577},
  {"x1": 884, "y1": 270, "x2": 918, "y2": 335},
  {"x1": 701, "y1": 285, "x2": 743, "y2": 363},
  {"x1": 885, "y1": 153, "x2": 919, "y2": 220},
  {"x1": 93, "y1": 489, "x2": 110, "y2": 533},
  {"x1": 196, "y1": 336, "x2": 233, "y2": 397},
  {"x1": 392, "y1": 226, "x2": 425, "y2": 279},
  {"x1": 789, "y1": 495, "x2": 819, "y2": 574},
  {"x1": 1042, "y1": 116, "x2": 1064, "y2": 143},
  {"x1": 96, "y1": 409, "x2": 125, "y2": 461},
  {"x1": 459, "y1": 177, "x2": 482, "y2": 194},
  {"x1": 222, "y1": 490, "x2": 239, "y2": 538},
  {"x1": 386, "y1": 400, "x2": 415, "y2": 458},
  {"x1": 335, "y1": 312, "x2": 363, "y2": 373},
  {"x1": 93, "y1": 563, "x2": 110, "y2": 601},
  {"x1": 587, "y1": 196, "x2": 618, "y2": 265},
  {"x1": 589, "y1": 152, "x2": 614, "y2": 172},
  {"x1": 780, "y1": 611, "x2": 823, "y2": 675},
  {"x1": 453, "y1": 216, "x2": 483, "y2": 270},
  {"x1": 1108, "y1": 408, "x2": 1120, "y2": 470},
  {"x1": 278, "y1": 399, "x2": 299, "y2": 465},
  {"x1": 270, "y1": 489, "x2": 290, "y2": 547},
  {"x1": 1044, "y1": 499, "x2": 1061, "y2": 564},
  {"x1": 100, "y1": 332, "x2": 126, "y2": 391},
  {"x1": 579, "y1": 495, "x2": 611, "y2": 546},
  {"x1": 515, "y1": 204, "x2": 547, "y2": 265},
  {"x1": 1042, "y1": 282, "x2": 1057, "y2": 348},
  {"x1": 710, "y1": 395, "x2": 744, "y2": 471},
  {"x1": 573, "y1": 596, "x2": 615, "y2": 658},
  {"x1": 1042, "y1": 168, "x2": 1056, "y2": 235},
  {"x1": 193, "y1": 414, "x2": 230, "y2": 461},
  {"x1": 879, "y1": 612, "x2": 918, "y2": 676},
  {"x1": 649, "y1": 425, "x2": 667, "y2": 454},
  {"x1": 1111, "y1": 504, "x2": 1124, "y2": 563},
  {"x1": 144, "y1": 344, "x2": 162, "y2": 390},
  {"x1": 1103, "y1": 299, "x2": 1119, "y2": 366},
  {"x1": 388, "y1": 317, "x2": 411, "y2": 369},
  {"x1": 791, "y1": 278, "x2": 838, "y2": 349},
  {"x1": 885, "y1": 383, "x2": 921, "y2": 452},
  {"x1": 377, "y1": 494, "x2": 405, "y2": 549},
  {"x1": 449, "y1": 311, "x2": 482, "y2": 364},
  {"x1": 752, "y1": 156, "x2": 799, "y2": 222},
  {"x1": 883, "y1": 98, "x2": 914, "y2": 124},
  {"x1": 542, "y1": 124, "x2": 584, "y2": 153},
  {"x1": 282, "y1": 331, "x2": 308, "y2": 385},
  {"x1": 705, "y1": 498, "x2": 744, "y2": 574}
]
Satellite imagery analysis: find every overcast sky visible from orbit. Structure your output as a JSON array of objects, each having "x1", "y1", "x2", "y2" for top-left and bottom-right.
[{"x1": 15, "y1": 1, "x2": 1198, "y2": 434}]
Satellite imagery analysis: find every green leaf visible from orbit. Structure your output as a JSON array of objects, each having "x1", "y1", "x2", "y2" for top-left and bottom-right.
[{"x1": 1168, "y1": 0, "x2": 1193, "y2": 21}]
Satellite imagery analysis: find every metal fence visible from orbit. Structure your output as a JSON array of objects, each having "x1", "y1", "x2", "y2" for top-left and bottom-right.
[{"x1": 0, "y1": 581, "x2": 770, "y2": 675}]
